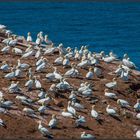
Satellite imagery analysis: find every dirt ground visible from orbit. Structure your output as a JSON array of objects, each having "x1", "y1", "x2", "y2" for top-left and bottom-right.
[{"x1": 0, "y1": 34, "x2": 140, "y2": 139}]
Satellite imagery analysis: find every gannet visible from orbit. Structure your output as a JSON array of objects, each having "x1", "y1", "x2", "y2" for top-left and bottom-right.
[
  {"x1": 4, "y1": 68, "x2": 15, "y2": 79},
  {"x1": 44, "y1": 35, "x2": 52, "y2": 45},
  {"x1": 54, "y1": 55, "x2": 63, "y2": 65},
  {"x1": 78, "y1": 82, "x2": 89, "y2": 93},
  {"x1": 86, "y1": 67, "x2": 94, "y2": 79},
  {"x1": 16, "y1": 95, "x2": 32, "y2": 106},
  {"x1": 120, "y1": 69, "x2": 130, "y2": 81},
  {"x1": 69, "y1": 91, "x2": 77, "y2": 102},
  {"x1": 38, "y1": 120, "x2": 53, "y2": 138},
  {"x1": 38, "y1": 89, "x2": 47, "y2": 99},
  {"x1": 36, "y1": 34, "x2": 41, "y2": 45},
  {"x1": 91, "y1": 105, "x2": 100, "y2": 120},
  {"x1": 74, "y1": 51, "x2": 81, "y2": 60},
  {"x1": 64, "y1": 63, "x2": 79, "y2": 77},
  {"x1": 105, "y1": 78, "x2": 117, "y2": 90},
  {"x1": 0, "y1": 107, "x2": 7, "y2": 114},
  {"x1": 56, "y1": 78, "x2": 71, "y2": 90},
  {"x1": 27, "y1": 32, "x2": 32, "y2": 42},
  {"x1": 46, "y1": 72, "x2": 55, "y2": 82},
  {"x1": 48, "y1": 114, "x2": 58, "y2": 129},
  {"x1": 44, "y1": 47, "x2": 56, "y2": 55},
  {"x1": 37, "y1": 95, "x2": 53, "y2": 106},
  {"x1": 23, "y1": 107, "x2": 36, "y2": 117},
  {"x1": 25, "y1": 76, "x2": 33, "y2": 90},
  {"x1": 0, "y1": 91, "x2": 3, "y2": 99},
  {"x1": 65, "y1": 48, "x2": 74, "y2": 59},
  {"x1": 75, "y1": 115, "x2": 86, "y2": 127},
  {"x1": 90, "y1": 55, "x2": 99, "y2": 65},
  {"x1": 0, "y1": 61, "x2": 10, "y2": 72},
  {"x1": 17, "y1": 59, "x2": 29, "y2": 69},
  {"x1": 15, "y1": 66, "x2": 22, "y2": 77},
  {"x1": 115, "y1": 65, "x2": 123, "y2": 76},
  {"x1": 134, "y1": 99, "x2": 140, "y2": 112},
  {"x1": 36, "y1": 56, "x2": 44, "y2": 66},
  {"x1": 122, "y1": 57, "x2": 137, "y2": 69},
  {"x1": 38, "y1": 103, "x2": 47, "y2": 114},
  {"x1": 21, "y1": 49, "x2": 34, "y2": 59},
  {"x1": 136, "y1": 130, "x2": 140, "y2": 139},
  {"x1": 34, "y1": 76, "x2": 42, "y2": 89},
  {"x1": 117, "y1": 99, "x2": 131, "y2": 108},
  {"x1": 63, "y1": 55, "x2": 70, "y2": 68},
  {"x1": 0, "y1": 24, "x2": 6, "y2": 29},
  {"x1": 8, "y1": 81, "x2": 21, "y2": 93},
  {"x1": 67, "y1": 101, "x2": 76, "y2": 116},
  {"x1": 136, "y1": 113, "x2": 140, "y2": 119},
  {"x1": 81, "y1": 132, "x2": 96, "y2": 139},
  {"x1": 61, "y1": 108, "x2": 74, "y2": 118},
  {"x1": 77, "y1": 58, "x2": 90, "y2": 69},
  {"x1": 103, "y1": 53, "x2": 116, "y2": 63},
  {"x1": 106, "y1": 105, "x2": 119, "y2": 117},
  {"x1": 0, "y1": 118, "x2": 6, "y2": 128},
  {"x1": 0, "y1": 100, "x2": 13, "y2": 109},
  {"x1": 36, "y1": 58, "x2": 49, "y2": 72},
  {"x1": 71, "y1": 100, "x2": 84, "y2": 111},
  {"x1": 82, "y1": 88, "x2": 93, "y2": 97},
  {"x1": 1, "y1": 45, "x2": 10, "y2": 54},
  {"x1": 53, "y1": 67, "x2": 62, "y2": 80},
  {"x1": 8, "y1": 36, "x2": 17, "y2": 47},
  {"x1": 104, "y1": 89, "x2": 117, "y2": 100},
  {"x1": 57, "y1": 43, "x2": 67, "y2": 55},
  {"x1": 79, "y1": 46, "x2": 84, "y2": 56},
  {"x1": 35, "y1": 48, "x2": 41, "y2": 59},
  {"x1": 12, "y1": 47, "x2": 23, "y2": 55},
  {"x1": 94, "y1": 66, "x2": 102, "y2": 77}
]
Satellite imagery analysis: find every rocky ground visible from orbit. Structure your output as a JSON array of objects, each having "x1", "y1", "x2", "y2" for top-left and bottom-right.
[{"x1": 0, "y1": 34, "x2": 140, "y2": 139}]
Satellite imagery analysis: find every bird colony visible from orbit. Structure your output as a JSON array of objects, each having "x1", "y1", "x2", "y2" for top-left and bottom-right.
[{"x1": 0, "y1": 25, "x2": 140, "y2": 139}]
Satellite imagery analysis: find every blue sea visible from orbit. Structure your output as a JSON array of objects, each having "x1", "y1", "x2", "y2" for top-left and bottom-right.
[{"x1": 0, "y1": 2, "x2": 140, "y2": 69}]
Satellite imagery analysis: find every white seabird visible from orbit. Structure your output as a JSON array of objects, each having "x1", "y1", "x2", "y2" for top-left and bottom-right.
[
  {"x1": 17, "y1": 59, "x2": 29, "y2": 69},
  {"x1": 104, "y1": 89, "x2": 117, "y2": 100},
  {"x1": 5, "y1": 67, "x2": 16, "y2": 80},
  {"x1": 56, "y1": 78, "x2": 71, "y2": 90},
  {"x1": 67, "y1": 101, "x2": 76, "y2": 116},
  {"x1": 94, "y1": 66, "x2": 102, "y2": 77},
  {"x1": 105, "y1": 78, "x2": 117, "y2": 90},
  {"x1": 81, "y1": 131, "x2": 96, "y2": 139},
  {"x1": 61, "y1": 108, "x2": 74, "y2": 118},
  {"x1": 34, "y1": 76, "x2": 42, "y2": 89},
  {"x1": 26, "y1": 32, "x2": 32, "y2": 42},
  {"x1": 0, "y1": 118, "x2": 6, "y2": 128},
  {"x1": 106, "y1": 105, "x2": 119, "y2": 117},
  {"x1": 63, "y1": 55, "x2": 70, "y2": 68},
  {"x1": 75, "y1": 115, "x2": 86, "y2": 127},
  {"x1": 86, "y1": 67, "x2": 94, "y2": 79},
  {"x1": 25, "y1": 76, "x2": 34, "y2": 90},
  {"x1": 48, "y1": 114, "x2": 58, "y2": 129},
  {"x1": 64, "y1": 63, "x2": 79, "y2": 77},
  {"x1": 12, "y1": 47, "x2": 23, "y2": 55},
  {"x1": 38, "y1": 120, "x2": 53, "y2": 138},
  {"x1": 117, "y1": 99, "x2": 131, "y2": 108},
  {"x1": 0, "y1": 61, "x2": 10, "y2": 72},
  {"x1": 54, "y1": 55, "x2": 63, "y2": 65},
  {"x1": 1, "y1": 45, "x2": 10, "y2": 54},
  {"x1": 136, "y1": 130, "x2": 140, "y2": 139},
  {"x1": 134, "y1": 99, "x2": 140, "y2": 112},
  {"x1": 122, "y1": 57, "x2": 137, "y2": 69},
  {"x1": 91, "y1": 105, "x2": 100, "y2": 120}
]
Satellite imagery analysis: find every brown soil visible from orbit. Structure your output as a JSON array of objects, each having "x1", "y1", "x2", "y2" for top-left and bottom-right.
[{"x1": 0, "y1": 35, "x2": 140, "y2": 139}]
